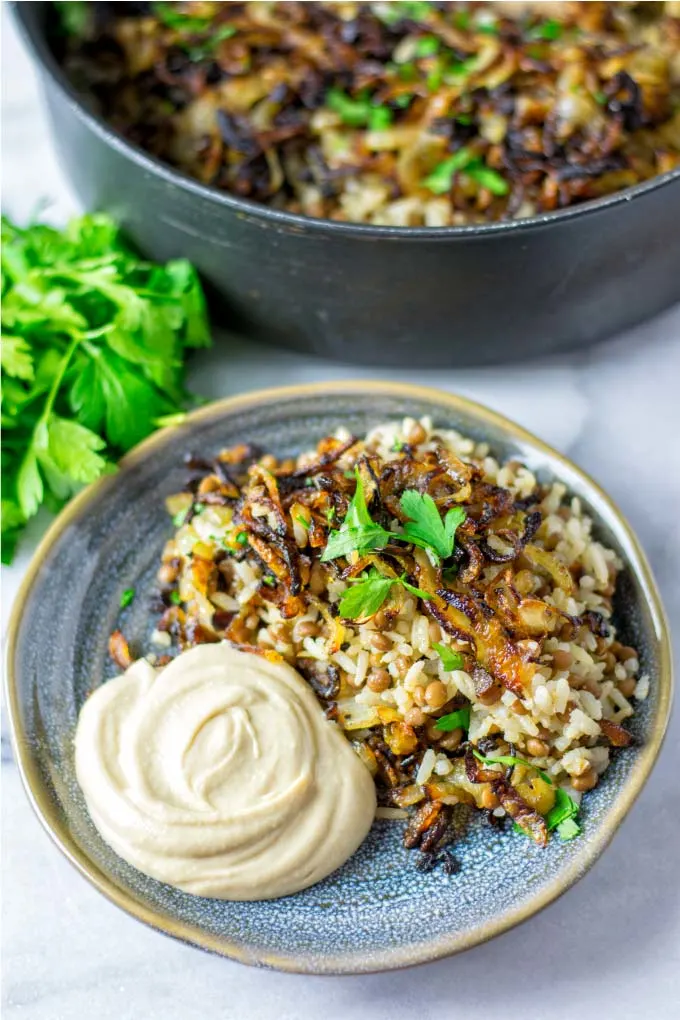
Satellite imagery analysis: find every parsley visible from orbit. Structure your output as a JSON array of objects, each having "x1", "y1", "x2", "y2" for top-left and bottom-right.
[
  {"x1": 119, "y1": 587, "x2": 135, "y2": 608},
  {"x1": 393, "y1": 94, "x2": 414, "y2": 109},
  {"x1": 466, "y1": 162, "x2": 509, "y2": 196},
  {"x1": 262, "y1": 575, "x2": 276, "y2": 588},
  {"x1": 397, "y1": 62, "x2": 418, "y2": 82},
  {"x1": 453, "y1": 11, "x2": 471, "y2": 30},
  {"x1": 400, "y1": 491, "x2": 465, "y2": 564},
  {"x1": 473, "y1": 749, "x2": 553, "y2": 786},
  {"x1": 172, "y1": 507, "x2": 190, "y2": 528},
  {"x1": 415, "y1": 35, "x2": 440, "y2": 57},
  {"x1": 594, "y1": 90, "x2": 608, "y2": 106},
  {"x1": 432, "y1": 642, "x2": 464, "y2": 672},
  {"x1": 1, "y1": 213, "x2": 210, "y2": 564},
  {"x1": 321, "y1": 469, "x2": 392, "y2": 562},
  {"x1": 556, "y1": 817, "x2": 581, "y2": 841},
  {"x1": 55, "y1": 0, "x2": 89, "y2": 36},
  {"x1": 514, "y1": 786, "x2": 581, "y2": 841},
  {"x1": 476, "y1": 21, "x2": 499, "y2": 36},
  {"x1": 426, "y1": 65, "x2": 445, "y2": 92},
  {"x1": 338, "y1": 570, "x2": 429, "y2": 620},
  {"x1": 435, "y1": 705, "x2": 470, "y2": 732},
  {"x1": 327, "y1": 89, "x2": 392, "y2": 130},
  {"x1": 236, "y1": 532, "x2": 248, "y2": 545},
  {"x1": 528, "y1": 19, "x2": 562, "y2": 41},
  {"x1": 184, "y1": 24, "x2": 237, "y2": 61},
  {"x1": 369, "y1": 106, "x2": 394, "y2": 131},
  {"x1": 455, "y1": 114, "x2": 473, "y2": 126},
  {"x1": 153, "y1": 2, "x2": 212, "y2": 33},
  {"x1": 423, "y1": 147, "x2": 474, "y2": 193},
  {"x1": 325, "y1": 506, "x2": 336, "y2": 522},
  {"x1": 170, "y1": 590, "x2": 182, "y2": 605},
  {"x1": 392, "y1": 439, "x2": 405, "y2": 452},
  {"x1": 293, "y1": 513, "x2": 310, "y2": 530},
  {"x1": 378, "y1": 1, "x2": 433, "y2": 25}
]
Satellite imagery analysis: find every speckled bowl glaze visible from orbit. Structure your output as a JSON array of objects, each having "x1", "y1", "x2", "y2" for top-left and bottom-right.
[{"x1": 6, "y1": 382, "x2": 672, "y2": 974}]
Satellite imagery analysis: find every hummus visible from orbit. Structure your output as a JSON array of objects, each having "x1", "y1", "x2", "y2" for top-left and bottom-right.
[{"x1": 74, "y1": 643, "x2": 376, "y2": 900}]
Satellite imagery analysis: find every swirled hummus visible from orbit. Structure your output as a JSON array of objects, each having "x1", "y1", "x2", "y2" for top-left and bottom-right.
[{"x1": 74, "y1": 643, "x2": 376, "y2": 900}]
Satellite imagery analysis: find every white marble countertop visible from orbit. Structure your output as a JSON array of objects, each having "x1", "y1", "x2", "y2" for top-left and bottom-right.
[{"x1": 2, "y1": 7, "x2": 679, "y2": 1019}]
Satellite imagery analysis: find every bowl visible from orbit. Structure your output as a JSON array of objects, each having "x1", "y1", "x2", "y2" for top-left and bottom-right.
[
  {"x1": 12, "y1": 2, "x2": 680, "y2": 368},
  {"x1": 5, "y1": 381, "x2": 672, "y2": 974}
]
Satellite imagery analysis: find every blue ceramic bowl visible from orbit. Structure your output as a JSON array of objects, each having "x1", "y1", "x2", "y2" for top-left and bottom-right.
[{"x1": 5, "y1": 382, "x2": 672, "y2": 973}]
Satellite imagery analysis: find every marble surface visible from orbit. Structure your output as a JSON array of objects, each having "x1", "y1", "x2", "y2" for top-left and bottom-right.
[{"x1": 2, "y1": 7, "x2": 679, "y2": 1019}]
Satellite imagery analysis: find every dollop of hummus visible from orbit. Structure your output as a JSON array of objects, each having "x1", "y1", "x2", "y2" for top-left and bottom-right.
[{"x1": 75, "y1": 643, "x2": 376, "y2": 900}]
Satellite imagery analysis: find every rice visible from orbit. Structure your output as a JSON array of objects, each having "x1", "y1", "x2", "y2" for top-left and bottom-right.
[{"x1": 155, "y1": 415, "x2": 644, "y2": 855}]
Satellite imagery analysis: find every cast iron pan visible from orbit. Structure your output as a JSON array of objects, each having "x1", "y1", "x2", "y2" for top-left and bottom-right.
[{"x1": 12, "y1": 1, "x2": 680, "y2": 367}]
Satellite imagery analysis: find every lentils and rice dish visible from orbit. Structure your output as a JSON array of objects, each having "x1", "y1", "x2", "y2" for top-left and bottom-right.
[
  {"x1": 60, "y1": 2, "x2": 680, "y2": 226},
  {"x1": 110, "y1": 417, "x2": 647, "y2": 869}
]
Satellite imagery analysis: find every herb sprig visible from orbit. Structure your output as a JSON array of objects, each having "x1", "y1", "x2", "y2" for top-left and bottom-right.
[
  {"x1": 1, "y1": 213, "x2": 211, "y2": 563},
  {"x1": 338, "y1": 569, "x2": 429, "y2": 620}
]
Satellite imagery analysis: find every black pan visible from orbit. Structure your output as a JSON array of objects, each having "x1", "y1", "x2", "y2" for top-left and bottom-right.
[{"x1": 13, "y1": 1, "x2": 680, "y2": 367}]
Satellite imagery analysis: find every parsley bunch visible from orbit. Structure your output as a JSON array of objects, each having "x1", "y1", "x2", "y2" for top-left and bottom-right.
[{"x1": 1, "y1": 213, "x2": 211, "y2": 563}]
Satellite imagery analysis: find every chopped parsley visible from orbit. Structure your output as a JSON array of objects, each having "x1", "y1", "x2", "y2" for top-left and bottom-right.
[
  {"x1": 154, "y1": 2, "x2": 212, "y2": 33},
  {"x1": 594, "y1": 90, "x2": 608, "y2": 106},
  {"x1": 476, "y1": 21, "x2": 499, "y2": 36},
  {"x1": 528, "y1": 19, "x2": 563, "y2": 42},
  {"x1": 322, "y1": 470, "x2": 465, "y2": 564},
  {"x1": 172, "y1": 507, "x2": 190, "y2": 528},
  {"x1": 235, "y1": 532, "x2": 248, "y2": 546},
  {"x1": 473, "y1": 749, "x2": 553, "y2": 786},
  {"x1": 326, "y1": 88, "x2": 393, "y2": 130},
  {"x1": 393, "y1": 94, "x2": 414, "y2": 109},
  {"x1": 423, "y1": 147, "x2": 474, "y2": 193},
  {"x1": 399, "y1": 490, "x2": 465, "y2": 564},
  {"x1": 514, "y1": 786, "x2": 581, "y2": 841},
  {"x1": 432, "y1": 643, "x2": 464, "y2": 672},
  {"x1": 170, "y1": 590, "x2": 182, "y2": 605},
  {"x1": 378, "y1": 1, "x2": 433, "y2": 25},
  {"x1": 434, "y1": 705, "x2": 470, "y2": 732},
  {"x1": 293, "y1": 512, "x2": 310, "y2": 531},
  {"x1": 465, "y1": 162, "x2": 509, "y2": 196},
  {"x1": 119, "y1": 587, "x2": 135, "y2": 608},
  {"x1": 262, "y1": 575, "x2": 276, "y2": 587},
  {"x1": 338, "y1": 570, "x2": 429, "y2": 620},
  {"x1": 414, "y1": 35, "x2": 440, "y2": 58}
]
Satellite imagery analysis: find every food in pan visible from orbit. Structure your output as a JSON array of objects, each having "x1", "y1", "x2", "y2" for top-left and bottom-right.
[{"x1": 59, "y1": 1, "x2": 680, "y2": 225}]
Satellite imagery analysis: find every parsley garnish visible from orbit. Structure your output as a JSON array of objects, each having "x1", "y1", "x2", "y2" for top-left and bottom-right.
[
  {"x1": 400, "y1": 491, "x2": 465, "y2": 564},
  {"x1": 378, "y1": 1, "x2": 433, "y2": 25},
  {"x1": 154, "y1": 2, "x2": 212, "y2": 33},
  {"x1": 172, "y1": 507, "x2": 190, "y2": 528},
  {"x1": 262, "y1": 575, "x2": 276, "y2": 588},
  {"x1": 466, "y1": 163, "x2": 509, "y2": 196},
  {"x1": 322, "y1": 471, "x2": 465, "y2": 564},
  {"x1": 55, "y1": 0, "x2": 89, "y2": 36},
  {"x1": 432, "y1": 642, "x2": 464, "y2": 672},
  {"x1": 119, "y1": 587, "x2": 135, "y2": 608},
  {"x1": 473, "y1": 749, "x2": 553, "y2": 785},
  {"x1": 1, "y1": 213, "x2": 210, "y2": 564},
  {"x1": 476, "y1": 21, "x2": 499, "y2": 36},
  {"x1": 415, "y1": 35, "x2": 440, "y2": 57},
  {"x1": 321, "y1": 469, "x2": 392, "y2": 562},
  {"x1": 528, "y1": 19, "x2": 562, "y2": 41},
  {"x1": 338, "y1": 570, "x2": 429, "y2": 620},
  {"x1": 435, "y1": 705, "x2": 470, "y2": 732},
  {"x1": 327, "y1": 89, "x2": 393, "y2": 130},
  {"x1": 423, "y1": 147, "x2": 474, "y2": 193},
  {"x1": 170, "y1": 590, "x2": 182, "y2": 605},
  {"x1": 514, "y1": 786, "x2": 581, "y2": 841},
  {"x1": 236, "y1": 532, "x2": 248, "y2": 546},
  {"x1": 293, "y1": 512, "x2": 310, "y2": 531}
]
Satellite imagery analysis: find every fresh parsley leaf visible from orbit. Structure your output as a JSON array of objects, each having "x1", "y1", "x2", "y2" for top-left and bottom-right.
[
  {"x1": 338, "y1": 571, "x2": 429, "y2": 620},
  {"x1": 321, "y1": 469, "x2": 392, "y2": 562},
  {"x1": 0, "y1": 212, "x2": 211, "y2": 562},
  {"x1": 466, "y1": 162, "x2": 509, "y2": 196},
  {"x1": 473, "y1": 749, "x2": 553, "y2": 785},
  {"x1": 476, "y1": 20, "x2": 499, "y2": 36},
  {"x1": 153, "y1": 2, "x2": 212, "y2": 33},
  {"x1": 236, "y1": 532, "x2": 248, "y2": 545},
  {"x1": 435, "y1": 705, "x2": 470, "y2": 732},
  {"x1": 415, "y1": 35, "x2": 440, "y2": 57},
  {"x1": 400, "y1": 490, "x2": 465, "y2": 563},
  {"x1": 55, "y1": 0, "x2": 90, "y2": 36},
  {"x1": 368, "y1": 106, "x2": 394, "y2": 131},
  {"x1": 338, "y1": 571, "x2": 396, "y2": 620},
  {"x1": 293, "y1": 512, "x2": 310, "y2": 530},
  {"x1": 544, "y1": 787, "x2": 579, "y2": 829},
  {"x1": 120, "y1": 587, "x2": 135, "y2": 608},
  {"x1": 1, "y1": 336, "x2": 34, "y2": 380},
  {"x1": 170, "y1": 590, "x2": 182, "y2": 605},
  {"x1": 556, "y1": 817, "x2": 581, "y2": 841},
  {"x1": 378, "y1": 1, "x2": 433, "y2": 25},
  {"x1": 423, "y1": 148, "x2": 474, "y2": 194},
  {"x1": 262, "y1": 575, "x2": 276, "y2": 588},
  {"x1": 432, "y1": 642, "x2": 465, "y2": 671},
  {"x1": 528, "y1": 19, "x2": 562, "y2": 41}
]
